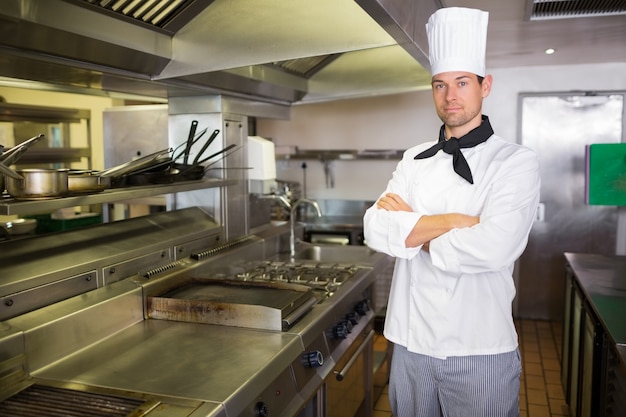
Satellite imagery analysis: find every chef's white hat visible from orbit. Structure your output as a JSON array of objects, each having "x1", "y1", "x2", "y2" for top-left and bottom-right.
[{"x1": 426, "y1": 7, "x2": 489, "y2": 77}]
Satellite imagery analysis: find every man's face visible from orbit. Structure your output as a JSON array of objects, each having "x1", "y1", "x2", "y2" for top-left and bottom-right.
[{"x1": 431, "y1": 71, "x2": 492, "y2": 134}]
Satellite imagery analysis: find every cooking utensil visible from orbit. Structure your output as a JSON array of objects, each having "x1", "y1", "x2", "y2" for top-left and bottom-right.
[
  {"x1": 5, "y1": 168, "x2": 69, "y2": 200},
  {"x1": 127, "y1": 168, "x2": 182, "y2": 186},
  {"x1": 99, "y1": 148, "x2": 172, "y2": 178},
  {"x1": 201, "y1": 145, "x2": 241, "y2": 171},
  {"x1": 0, "y1": 161, "x2": 24, "y2": 180},
  {"x1": 195, "y1": 143, "x2": 237, "y2": 165},
  {"x1": 183, "y1": 120, "x2": 198, "y2": 165},
  {"x1": 171, "y1": 127, "x2": 207, "y2": 162},
  {"x1": 1, "y1": 218, "x2": 37, "y2": 235},
  {"x1": 193, "y1": 129, "x2": 220, "y2": 165},
  {"x1": 67, "y1": 170, "x2": 111, "y2": 194},
  {"x1": 0, "y1": 134, "x2": 46, "y2": 166},
  {"x1": 171, "y1": 163, "x2": 205, "y2": 181}
]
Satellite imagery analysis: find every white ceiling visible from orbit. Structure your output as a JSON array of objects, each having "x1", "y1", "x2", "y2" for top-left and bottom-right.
[
  {"x1": 447, "y1": 0, "x2": 626, "y2": 69},
  {"x1": 303, "y1": 0, "x2": 626, "y2": 102}
]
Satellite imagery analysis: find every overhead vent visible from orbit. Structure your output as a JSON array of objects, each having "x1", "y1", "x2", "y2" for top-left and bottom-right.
[
  {"x1": 68, "y1": 0, "x2": 213, "y2": 33},
  {"x1": 527, "y1": 0, "x2": 626, "y2": 20}
]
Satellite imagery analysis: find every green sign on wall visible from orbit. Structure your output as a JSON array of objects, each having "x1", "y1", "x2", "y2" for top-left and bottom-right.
[{"x1": 586, "y1": 143, "x2": 626, "y2": 206}]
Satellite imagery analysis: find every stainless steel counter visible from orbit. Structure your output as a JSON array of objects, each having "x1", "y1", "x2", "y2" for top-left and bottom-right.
[
  {"x1": 0, "y1": 215, "x2": 389, "y2": 416},
  {"x1": 34, "y1": 320, "x2": 302, "y2": 410}
]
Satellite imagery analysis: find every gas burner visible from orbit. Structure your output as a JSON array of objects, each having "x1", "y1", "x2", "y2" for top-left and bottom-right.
[{"x1": 232, "y1": 260, "x2": 360, "y2": 301}]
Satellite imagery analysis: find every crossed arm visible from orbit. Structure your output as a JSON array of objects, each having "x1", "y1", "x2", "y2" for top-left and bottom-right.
[{"x1": 376, "y1": 192, "x2": 479, "y2": 249}]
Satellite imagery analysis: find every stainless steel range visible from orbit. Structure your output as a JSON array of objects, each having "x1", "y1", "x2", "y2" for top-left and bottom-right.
[
  {"x1": 0, "y1": 208, "x2": 389, "y2": 417},
  {"x1": 147, "y1": 260, "x2": 362, "y2": 332}
]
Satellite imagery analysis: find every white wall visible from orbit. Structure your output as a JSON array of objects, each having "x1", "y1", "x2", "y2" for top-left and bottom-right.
[{"x1": 257, "y1": 62, "x2": 626, "y2": 201}]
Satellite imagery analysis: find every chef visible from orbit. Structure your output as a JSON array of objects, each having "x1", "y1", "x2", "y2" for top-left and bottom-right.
[{"x1": 363, "y1": 7, "x2": 541, "y2": 417}]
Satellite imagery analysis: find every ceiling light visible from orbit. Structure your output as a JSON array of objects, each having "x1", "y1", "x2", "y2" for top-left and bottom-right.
[{"x1": 545, "y1": 48, "x2": 556, "y2": 55}]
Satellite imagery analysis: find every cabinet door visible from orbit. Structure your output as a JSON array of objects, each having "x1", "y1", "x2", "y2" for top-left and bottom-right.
[
  {"x1": 578, "y1": 301, "x2": 607, "y2": 417},
  {"x1": 568, "y1": 287, "x2": 583, "y2": 416},
  {"x1": 580, "y1": 309, "x2": 595, "y2": 416},
  {"x1": 605, "y1": 347, "x2": 626, "y2": 417},
  {"x1": 562, "y1": 269, "x2": 573, "y2": 393}
]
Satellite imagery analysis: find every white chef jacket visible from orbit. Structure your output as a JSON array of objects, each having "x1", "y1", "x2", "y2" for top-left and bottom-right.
[{"x1": 363, "y1": 132, "x2": 540, "y2": 358}]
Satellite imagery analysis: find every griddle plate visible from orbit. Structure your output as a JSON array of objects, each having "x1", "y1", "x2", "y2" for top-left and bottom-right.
[{"x1": 147, "y1": 279, "x2": 316, "y2": 331}]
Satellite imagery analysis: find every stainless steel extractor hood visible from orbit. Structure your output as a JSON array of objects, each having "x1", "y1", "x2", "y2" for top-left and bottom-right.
[{"x1": 0, "y1": 0, "x2": 435, "y2": 106}]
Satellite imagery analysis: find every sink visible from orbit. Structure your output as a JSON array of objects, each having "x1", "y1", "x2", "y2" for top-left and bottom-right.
[{"x1": 292, "y1": 245, "x2": 377, "y2": 264}]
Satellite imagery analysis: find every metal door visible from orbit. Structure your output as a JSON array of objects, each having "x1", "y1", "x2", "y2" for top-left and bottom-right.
[{"x1": 516, "y1": 93, "x2": 624, "y2": 320}]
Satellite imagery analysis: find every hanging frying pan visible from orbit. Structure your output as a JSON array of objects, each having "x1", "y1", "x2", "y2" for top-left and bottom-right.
[
  {"x1": 193, "y1": 129, "x2": 220, "y2": 165},
  {"x1": 183, "y1": 120, "x2": 198, "y2": 165},
  {"x1": 195, "y1": 144, "x2": 237, "y2": 165}
]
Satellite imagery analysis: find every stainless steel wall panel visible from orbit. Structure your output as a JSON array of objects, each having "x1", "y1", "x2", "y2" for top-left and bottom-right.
[
  {"x1": 6, "y1": 280, "x2": 143, "y2": 373},
  {"x1": 101, "y1": 249, "x2": 171, "y2": 286},
  {"x1": 517, "y1": 93, "x2": 625, "y2": 320},
  {"x1": 167, "y1": 98, "x2": 249, "y2": 241},
  {"x1": 0, "y1": 271, "x2": 97, "y2": 321},
  {"x1": 0, "y1": 208, "x2": 222, "y2": 319},
  {"x1": 103, "y1": 105, "x2": 169, "y2": 170},
  {"x1": 221, "y1": 115, "x2": 248, "y2": 241}
]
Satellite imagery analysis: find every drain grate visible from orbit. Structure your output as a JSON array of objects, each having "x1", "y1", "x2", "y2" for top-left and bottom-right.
[{"x1": 0, "y1": 385, "x2": 144, "y2": 416}]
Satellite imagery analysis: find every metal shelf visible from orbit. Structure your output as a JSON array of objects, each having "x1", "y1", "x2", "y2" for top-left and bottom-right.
[
  {"x1": 17, "y1": 148, "x2": 91, "y2": 164},
  {"x1": 0, "y1": 179, "x2": 238, "y2": 216},
  {"x1": 276, "y1": 149, "x2": 403, "y2": 161}
]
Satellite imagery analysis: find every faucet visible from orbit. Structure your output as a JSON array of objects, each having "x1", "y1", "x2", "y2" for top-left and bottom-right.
[
  {"x1": 256, "y1": 193, "x2": 292, "y2": 210},
  {"x1": 290, "y1": 198, "x2": 322, "y2": 258}
]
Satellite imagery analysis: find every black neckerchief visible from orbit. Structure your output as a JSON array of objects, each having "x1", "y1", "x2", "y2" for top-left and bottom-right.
[{"x1": 414, "y1": 115, "x2": 494, "y2": 184}]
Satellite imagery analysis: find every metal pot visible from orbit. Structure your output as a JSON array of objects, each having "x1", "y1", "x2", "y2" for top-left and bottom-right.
[
  {"x1": 5, "y1": 168, "x2": 69, "y2": 200},
  {"x1": 67, "y1": 170, "x2": 111, "y2": 194}
]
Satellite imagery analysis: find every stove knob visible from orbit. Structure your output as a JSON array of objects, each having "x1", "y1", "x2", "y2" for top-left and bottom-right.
[
  {"x1": 333, "y1": 322, "x2": 349, "y2": 339},
  {"x1": 355, "y1": 300, "x2": 370, "y2": 316},
  {"x1": 255, "y1": 401, "x2": 269, "y2": 417},
  {"x1": 343, "y1": 320, "x2": 353, "y2": 333},
  {"x1": 302, "y1": 350, "x2": 324, "y2": 368},
  {"x1": 346, "y1": 311, "x2": 360, "y2": 325}
]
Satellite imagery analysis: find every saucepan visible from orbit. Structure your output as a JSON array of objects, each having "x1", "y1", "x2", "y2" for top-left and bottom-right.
[
  {"x1": 3, "y1": 167, "x2": 111, "y2": 198},
  {"x1": 4, "y1": 167, "x2": 69, "y2": 200}
]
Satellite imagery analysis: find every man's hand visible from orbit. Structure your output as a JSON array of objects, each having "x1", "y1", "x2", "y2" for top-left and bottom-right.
[
  {"x1": 406, "y1": 213, "x2": 480, "y2": 248},
  {"x1": 376, "y1": 192, "x2": 412, "y2": 212},
  {"x1": 376, "y1": 192, "x2": 479, "y2": 248}
]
